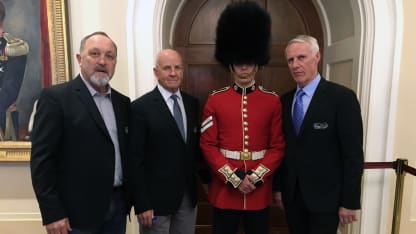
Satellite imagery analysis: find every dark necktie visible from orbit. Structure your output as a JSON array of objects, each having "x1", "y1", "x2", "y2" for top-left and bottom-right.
[
  {"x1": 171, "y1": 94, "x2": 186, "y2": 140},
  {"x1": 292, "y1": 89, "x2": 305, "y2": 135}
]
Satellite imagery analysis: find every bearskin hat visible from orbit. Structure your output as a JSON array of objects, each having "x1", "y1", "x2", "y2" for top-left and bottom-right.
[{"x1": 215, "y1": 0, "x2": 271, "y2": 67}]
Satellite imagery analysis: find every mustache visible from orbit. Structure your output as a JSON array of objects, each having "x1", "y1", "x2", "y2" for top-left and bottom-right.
[{"x1": 95, "y1": 66, "x2": 108, "y2": 73}]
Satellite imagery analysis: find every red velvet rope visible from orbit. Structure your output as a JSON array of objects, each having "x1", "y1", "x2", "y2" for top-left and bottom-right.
[
  {"x1": 364, "y1": 162, "x2": 395, "y2": 169},
  {"x1": 364, "y1": 162, "x2": 394, "y2": 169},
  {"x1": 403, "y1": 165, "x2": 416, "y2": 176},
  {"x1": 364, "y1": 162, "x2": 416, "y2": 176}
]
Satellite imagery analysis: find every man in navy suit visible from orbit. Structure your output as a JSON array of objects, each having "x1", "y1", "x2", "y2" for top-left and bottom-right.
[
  {"x1": 273, "y1": 35, "x2": 364, "y2": 234},
  {"x1": 128, "y1": 49, "x2": 200, "y2": 234},
  {"x1": 31, "y1": 31, "x2": 130, "y2": 234}
]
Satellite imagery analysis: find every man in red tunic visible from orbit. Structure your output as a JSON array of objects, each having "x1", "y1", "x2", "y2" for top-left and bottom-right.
[{"x1": 199, "y1": 1, "x2": 285, "y2": 233}]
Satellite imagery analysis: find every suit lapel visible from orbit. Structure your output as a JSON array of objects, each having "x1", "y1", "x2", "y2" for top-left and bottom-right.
[
  {"x1": 285, "y1": 79, "x2": 329, "y2": 137},
  {"x1": 71, "y1": 76, "x2": 111, "y2": 139},
  {"x1": 153, "y1": 88, "x2": 185, "y2": 142},
  {"x1": 298, "y1": 79, "x2": 328, "y2": 136},
  {"x1": 111, "y1": 90, "x2": 127, "y2": 140}
]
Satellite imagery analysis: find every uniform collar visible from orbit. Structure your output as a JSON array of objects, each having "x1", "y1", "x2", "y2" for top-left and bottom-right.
[{"x1": 232, "y1": 83, "x2": 256, "y2": 95}]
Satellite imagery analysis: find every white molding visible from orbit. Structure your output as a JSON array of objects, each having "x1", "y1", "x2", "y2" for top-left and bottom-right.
[
  {"x1": 355, "y1": 2, "x2": 379, "y2": 231},
  {"x1": 126, "y1": 0, "x2": 137, "y2": 99},
  {"x1": 0, "y1": 199, "x2": 42, "y2": 221},
  {"x1": 168, "y1": 0, "x2": 187, "y2": 48},
  {"x1": 359, "y1": 0, "x2": 403, "y2": 233},
  {"x1": 126, "y1": 0, "x2": 158, "y2": 99},
  {"x1": 154, "y1": 0, "x2": 167, "y2": 52},
  {"x1": 312, "y1": 0, "x2": 329, "y2": 78},
  {"x1": 0, "y1": 213, "x2": 41, "y2": 221}
]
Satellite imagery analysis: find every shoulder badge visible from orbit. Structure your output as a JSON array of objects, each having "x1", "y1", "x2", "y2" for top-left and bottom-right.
[
  {"x1": 4, "y1": 33, "x2": 30, "y2": 56},
  {"x1": 259, "y1": 85, "x2": 278, "y2": 96},
  {"x1": 210, "y1": 86, "x2": 230, "y2": 95}
]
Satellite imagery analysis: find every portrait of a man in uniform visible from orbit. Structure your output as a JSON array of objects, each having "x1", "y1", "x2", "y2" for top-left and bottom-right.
[
  {"x1": 0, "y1": 0, "x2": 29, "y2": 140},
  {"x1": 0, "y1": 0, "x2": 41, "y2": 141}
]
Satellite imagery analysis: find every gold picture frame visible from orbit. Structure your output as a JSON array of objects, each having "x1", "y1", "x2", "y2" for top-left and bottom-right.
[{"x1": 0, "y1": 0, "x2": 71, "y2": 161}]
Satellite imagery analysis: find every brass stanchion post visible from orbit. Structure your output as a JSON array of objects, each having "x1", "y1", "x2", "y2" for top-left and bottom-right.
[{"x1": 391, "y1": 158, "x2": 408, "y2": 234}]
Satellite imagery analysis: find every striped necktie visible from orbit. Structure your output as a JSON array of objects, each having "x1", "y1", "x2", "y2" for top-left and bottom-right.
[{"x1": 171, "y1": 94, "x2": 186, "y2": 140}]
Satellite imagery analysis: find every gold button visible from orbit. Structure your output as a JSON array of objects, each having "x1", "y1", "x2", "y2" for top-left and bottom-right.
[
  {"x1": 245, "y1": 141, "x2": 249, "y2": 145},
  {"x1": 244, "y1": 127, "x2": 248, "y2": 131},
  {"x1": 243, "y1": 96, "x2": 247, "y2": 100},
  {"x1": 243, "y1": 114, "x2": 248, "y2": 118},
  {"x1": 245, "y1": 135, "x2": 249, "y2": 139},
  {"x1": 243, "y1": 101, "x2": 247, "y2": 105},
  {"x1": 243, "y1": 121, "x2": 248, "y2": 126},
  {"x1": 244, "y1": 149, "x2": 249, "y2": 152},
  {"x1": 242, "y1": 108, "x2": 247, "y2": 112}
]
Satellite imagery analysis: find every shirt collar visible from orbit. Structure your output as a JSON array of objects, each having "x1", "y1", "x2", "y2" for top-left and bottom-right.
[
  {"x1": 157, "y1": 84, "x2": 182, "y2": 102},
  {"x1": 80, "y1": 74, "x2": 112, "y2": 97},
  {"x1": 297, "y1": 74, "x2": 321, "y2": 97}
]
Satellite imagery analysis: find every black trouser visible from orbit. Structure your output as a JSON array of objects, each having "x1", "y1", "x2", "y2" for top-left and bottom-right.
[
  {"x1": 213, "y1": 207, "x2": 269, "y2": 234},
  {"x1": 285, "y1": 184, "x2": 339, "y2": 234},
  {"x1": 69, "y1": 188, "x2": 127, "y2": 234}
]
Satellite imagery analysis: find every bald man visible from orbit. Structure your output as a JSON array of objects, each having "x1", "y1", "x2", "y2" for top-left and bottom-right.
[{"x1": 128, "y1": 49, "x2": 201, "y2": 234}]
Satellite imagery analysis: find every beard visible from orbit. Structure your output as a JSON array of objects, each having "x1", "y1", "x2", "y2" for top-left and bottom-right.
[{"x1": 90, "y1": 73, "x2": 110, "y2": 87}]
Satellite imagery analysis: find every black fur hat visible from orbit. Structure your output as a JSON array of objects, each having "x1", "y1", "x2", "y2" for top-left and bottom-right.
[{"x1": 215, "y1": 0, "x2": 271, "y2": 67}]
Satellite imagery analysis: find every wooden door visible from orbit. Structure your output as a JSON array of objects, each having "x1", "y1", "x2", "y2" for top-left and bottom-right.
[{"x1": 173, "y1": 0, "x2": 323, "y2": 233}]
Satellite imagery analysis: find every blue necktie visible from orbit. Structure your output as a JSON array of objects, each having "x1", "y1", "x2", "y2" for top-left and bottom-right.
[
  {"x1": 171, "y1": 95, "x2": 186, "y2": 140},
  {"x1": 292, "y1": 89, "x2": 305, "y2": 135}
]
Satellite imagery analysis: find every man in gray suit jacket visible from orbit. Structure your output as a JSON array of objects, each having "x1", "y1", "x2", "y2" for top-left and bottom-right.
[
  {"x1": 31, "y1": 31, "x2": 130, "y2": 234},
  {"x1": 273, "y1": 35, "x2": 364, "y2": 234},
  {"x1": 128, "y1": 49, "x2": 200, "y2": 234}
]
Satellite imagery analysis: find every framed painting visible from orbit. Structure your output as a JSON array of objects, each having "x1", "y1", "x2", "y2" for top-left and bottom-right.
[{"x1": 0, "y1": 0, "x2": 71, "y2": 161}]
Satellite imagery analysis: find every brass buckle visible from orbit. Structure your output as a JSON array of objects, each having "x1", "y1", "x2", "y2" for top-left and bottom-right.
[{"x1": 240, "y1": 151, "x2": 252, "y2": 160}]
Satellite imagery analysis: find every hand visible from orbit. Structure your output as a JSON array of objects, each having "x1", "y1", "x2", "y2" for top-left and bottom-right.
[
  {"x1": 273, "y1": 191, "x2": 284, "y2": 210},
  {"x1": 238, "y1": 175, "x2": 256, "y2": 194},
  {"x1": 247, "y1": 174, "x2": 258, "y2": 184},
  {"x1": 45, "y1": 218, "x2": 71, "y2": 234},
  {"x1": 339, "y1": 207, "x2": 358, "y2": 226},
  {"x1": 137, "y1": 209, "x2": 155, "y2": 227}
]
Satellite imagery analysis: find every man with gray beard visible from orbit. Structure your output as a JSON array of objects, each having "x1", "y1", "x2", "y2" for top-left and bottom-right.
[{"x1": 31, "y1": 31, "x2": 131, "y2": 234}]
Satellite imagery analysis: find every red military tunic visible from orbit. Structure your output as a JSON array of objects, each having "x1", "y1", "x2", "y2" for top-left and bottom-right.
[{"x1": 200, "y1": 84, "x2": 285, "y2": 210}]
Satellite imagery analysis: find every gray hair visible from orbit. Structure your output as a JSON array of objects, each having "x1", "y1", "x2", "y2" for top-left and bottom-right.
[
  {"x1": 286, "y1": 35, "x2": 320, "y2": 56},
  {"x1": 79, "y1": 31, "x2": 117, "y2": 55}
]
